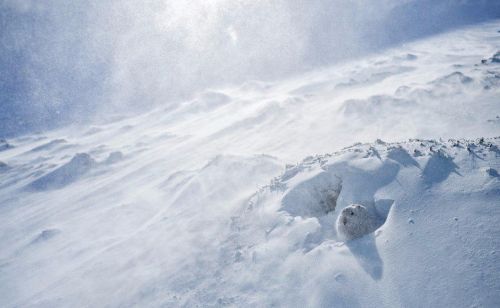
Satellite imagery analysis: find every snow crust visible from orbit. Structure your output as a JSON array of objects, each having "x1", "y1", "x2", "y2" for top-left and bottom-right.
[{"x1": 1, "y1": 21, "x2": 500, "y2": 307}]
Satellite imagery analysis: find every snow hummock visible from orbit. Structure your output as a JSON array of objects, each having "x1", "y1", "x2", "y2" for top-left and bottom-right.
[
  {"x1": 215, "y1": 138, "x2": 500, "y2": 307},
  {"x1": 0, "y1": 20, "x2": 500, "y2": 307},
  {"x1": 28, "y1": 153, "x2": 96, "y2": 191}
]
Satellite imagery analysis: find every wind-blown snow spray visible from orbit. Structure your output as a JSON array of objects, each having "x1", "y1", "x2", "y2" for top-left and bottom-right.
[{"x1": 1, "y1": 0, "x2": 499, "y2": 136}]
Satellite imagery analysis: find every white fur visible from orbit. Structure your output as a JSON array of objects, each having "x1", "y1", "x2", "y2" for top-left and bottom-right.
[{"x1": 336, "y1": 204, "x2": 379, "y2": 240}]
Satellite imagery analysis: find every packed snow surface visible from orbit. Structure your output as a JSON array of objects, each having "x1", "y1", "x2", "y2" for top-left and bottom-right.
[{"x1": 1, "y1": 21, "x2": 500, "y2": 307}]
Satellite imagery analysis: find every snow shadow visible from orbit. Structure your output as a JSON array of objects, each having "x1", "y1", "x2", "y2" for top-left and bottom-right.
[
  {"x1": 28, "y1": 153, "x2": 95, "y2": 190},
  {"x1": 281, "y1": 171, "x2": 342, "y2": 218},
  {"x1": 487, "y1": 168, "x2": 499, "y2": 177},
  {"x1": 0, "y1": 161, "x2": 8, "y2": 170},
  {"x1": 422, "y1": 152, "x2": 460, "y2": 186},
  {"x1": 468, "y1": 147, "x2": 485, "y2": 161},
  {"x1": 488, "y1": 144, "x2": 500, "y2": 157},
  {"x1": 0, "y1": 139, "x2": 14, "y2": 151},
  {"x1": 346, "y1": 235, "x2": 383, "y2": 280},
  {"x1": 28, "y1": 139, "x2": 67, "y2": 152},
  {"x1": 30, "y1": 229, "x2": 61, "y2": 245},
  {"x1": 387, "y1": 147, "x2": 419, "y2": 168}
]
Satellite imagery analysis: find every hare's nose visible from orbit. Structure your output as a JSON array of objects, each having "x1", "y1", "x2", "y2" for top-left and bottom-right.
[{"x1": 342, "y1": 217, "x2": 347, "y2": 225}]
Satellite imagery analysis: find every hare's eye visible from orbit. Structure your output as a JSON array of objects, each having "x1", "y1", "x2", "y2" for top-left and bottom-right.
[{"x1": 350, "y1": 212, "x2": 354, "y2": 216}]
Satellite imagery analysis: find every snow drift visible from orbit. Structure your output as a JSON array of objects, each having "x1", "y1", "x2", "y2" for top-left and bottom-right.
[{"x1": 0, "y1": 20, "x2": 499, "y2": 307}]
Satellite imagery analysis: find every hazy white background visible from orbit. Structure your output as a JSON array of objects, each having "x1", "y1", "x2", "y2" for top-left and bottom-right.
[{"x1": 1, "y1": 0, "x2": 499, "y2": 136}]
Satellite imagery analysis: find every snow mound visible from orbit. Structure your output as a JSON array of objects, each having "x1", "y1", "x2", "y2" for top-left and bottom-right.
[
  {"x1": 431, "y1": 71, "x2": 474, "y2": 85},
  {"x1": 219, "y1": 137, "x2": 500, "y2": 306},
  {"x1": 28, "y1": 153, "x2": 96, "y2": 190},
  {"x1": 239, "y1": 142, "x2": 403, "y2": 252}
]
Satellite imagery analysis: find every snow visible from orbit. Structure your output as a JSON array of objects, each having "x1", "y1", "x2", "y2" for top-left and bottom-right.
[
  {"x1": 235, "y1": 138, "x2": 500, "y2": 307},
  {"x1": 1, "y1": 20, "x2": 500, "y2": 307},
  {"x1": 28, "y1": 153, "x2": 96, "y2": 191}
]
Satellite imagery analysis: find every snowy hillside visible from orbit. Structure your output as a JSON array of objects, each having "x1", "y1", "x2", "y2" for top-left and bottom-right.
[{"x1": 1, "y1": 20, "x2": 500, "y2": 307}]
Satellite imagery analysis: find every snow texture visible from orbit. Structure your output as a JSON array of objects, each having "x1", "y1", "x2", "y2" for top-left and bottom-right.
[{"x1": 0, "y1": 20, "x2": 500, "y2": 308}]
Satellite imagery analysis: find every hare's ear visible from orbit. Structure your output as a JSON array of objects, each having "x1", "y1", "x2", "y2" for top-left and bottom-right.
[{"x1": 355, "y1": 204, "x2": 361, "y2": 209}]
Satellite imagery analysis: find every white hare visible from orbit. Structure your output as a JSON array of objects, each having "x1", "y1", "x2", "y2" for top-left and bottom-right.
[{"x1": 336, "y1": 204, "x2": 379, "y2": 240}]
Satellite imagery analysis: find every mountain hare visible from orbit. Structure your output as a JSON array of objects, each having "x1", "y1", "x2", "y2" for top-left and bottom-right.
[{"x1": 336, "y1": 204, "x2": 379, "y2": 240}]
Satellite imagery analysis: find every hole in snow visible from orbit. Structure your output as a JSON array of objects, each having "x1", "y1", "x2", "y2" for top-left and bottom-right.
[{"x1": 280, "y1": 171, "x2": 342, "y2": 218}]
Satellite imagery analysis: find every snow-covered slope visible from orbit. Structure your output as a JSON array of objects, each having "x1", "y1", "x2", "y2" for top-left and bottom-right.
[
  {"x1": 227, "y1": 138, "x2": 500, "y2": 307},
  {"x1": 1, "y1": 21, "x2": 500, "y2": 307}
]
